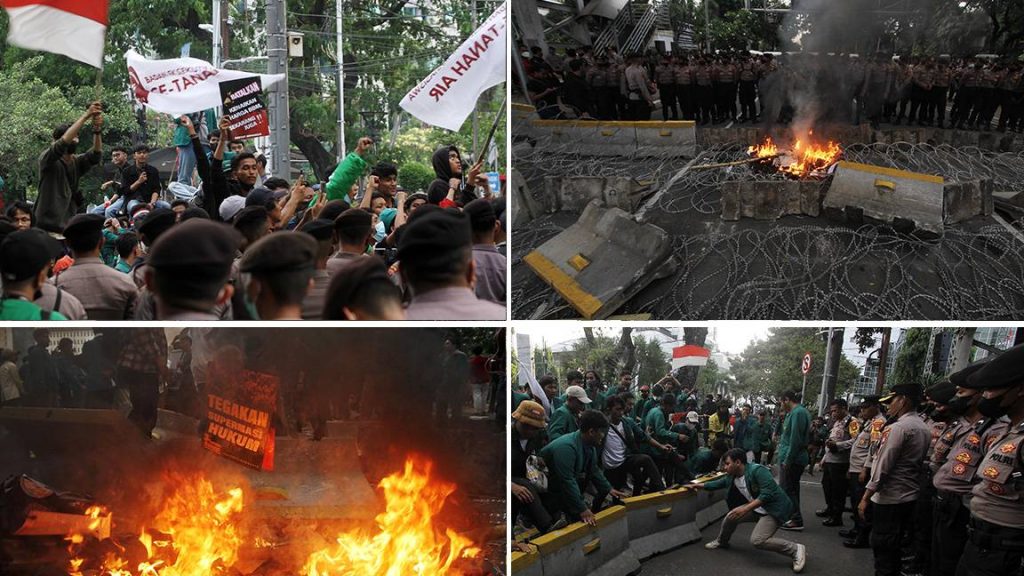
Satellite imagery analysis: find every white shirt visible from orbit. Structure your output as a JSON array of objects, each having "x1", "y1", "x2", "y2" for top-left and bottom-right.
[
  {"x1": 603, "y1": 421, "x2": 628, "y2": 469},
  {"x1": 734, "y1": 476, "x2": 767, "y2": 515}
]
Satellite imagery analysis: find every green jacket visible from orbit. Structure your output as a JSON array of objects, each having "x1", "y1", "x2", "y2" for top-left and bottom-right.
[
  {"x1": 644, "y1": 406, "x2": 678, "y2": 446},
  {"x1": 325, "y1": 151, "x2": 367, "y2": 203},
  {"x1": 686, "y1": 447, "x2": 718, "y2": 476},
  {"x1": 777, "y1": 404, "x2": 811, "y2": 466},
  {"x1": 539, "y1": 431, "x2": 612, "y2": 516},
  {"x1": 703, "y1": 462, "x2": 794, "y2": 523},
  {"x1": 547, "y1": 404, "x2": 578, "y2": 442},
  {"x1": 741, "y1": 416, "x2": 766, "y2": 452},
  {"x1": 0, "y1": 298, "x2": 67, "y2": 321}
]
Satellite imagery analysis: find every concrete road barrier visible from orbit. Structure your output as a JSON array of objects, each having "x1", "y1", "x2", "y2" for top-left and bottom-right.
[
  {"x1": 531, "y1": 505, "x2": 641, "y2": 576},
  {"x1": 825, "y1": 160, "x2": 945, "y2": 234}
]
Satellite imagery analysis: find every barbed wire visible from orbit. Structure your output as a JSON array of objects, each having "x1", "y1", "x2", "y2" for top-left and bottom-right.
[{"x1": 512, "y1": 125, "x2": 1024, "y2": 320}]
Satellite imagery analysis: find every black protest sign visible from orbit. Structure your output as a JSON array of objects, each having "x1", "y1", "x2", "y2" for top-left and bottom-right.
[
  {"x1": 219, "y1": 77, "x2": 270, "y2": 139},
  {"x1": 203, "y1": 367, "x2": 278, "y2": 471}
]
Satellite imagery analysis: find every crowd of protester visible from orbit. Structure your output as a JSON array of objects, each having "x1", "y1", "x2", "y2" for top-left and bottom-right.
[
  {"x1": 0, "y1": 102, "x2": 507, "y2": 321},
  {"x1": 509, "y1": 346, "x2": 1024, "y2": 576},
  {"x1": 518, "y1": 44, "x2": 1024, "y2": 131}
]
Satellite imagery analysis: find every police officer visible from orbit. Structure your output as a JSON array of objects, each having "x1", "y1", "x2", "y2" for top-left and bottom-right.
[
  {"x1": 843, "y1": 395, "x2": 886, "y2": 548},
  {"x1": 819, "y1": 398, "x2": 856, "y2": 527},
  {"x1": 55, "y1": 214, "x2": 138, "y2": 320},
  {"x1": 859, "y1": 383, "x2": 932, "y2": 576},
  {"x1": 955, "y1": 343, "x2": 1024, "y2": 576},
  {"x1": 909, "y1": 59, "x2": 935, "y2": 126},
  {"x1": 298, "y1": 218, "x2": 335, "y2": 320},
  {"x1": 738, "y1": 56, "x2": 759, "y2": 123},
  {"x1": 238, "y1": 231, "x2": 317, "y2": 320},
  {"x1": 145, "y1": 219, "x2": 241, "y2": 320},
  {"x1": 674, "y1": 57, "x2": 695, "y2": 121},
  {"x1": 655, "y1": 54, "x2": 677, "y2": 121},
  {"x1": 0, "y1": 229, "x2": 69, "y2": 320},
  {"x1": 588, "y1": 56, "x2": 612, "y2": 119},
  {"x1": 930, "y1": 363, "x2": 1010, "y2": 576},
  {"x1": 931, "y1": 59, "x2": 952, "y2": 129},
  {"x1": 694, "y1": 58, "x2": 714, "y2": 125}
]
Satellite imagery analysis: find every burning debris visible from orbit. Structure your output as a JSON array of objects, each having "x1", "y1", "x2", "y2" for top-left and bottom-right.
[
  {"x1": 303, "y1": 457, "x2": 481, "y2": 576},
  {"x1": 747, "y1": 133, "x2": 843, "y2": 178}
]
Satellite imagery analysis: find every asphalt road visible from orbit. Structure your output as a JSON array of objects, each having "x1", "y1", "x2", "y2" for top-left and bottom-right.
[{"x1": 643, "y1": 473, "x2": 873, "y2": 575}]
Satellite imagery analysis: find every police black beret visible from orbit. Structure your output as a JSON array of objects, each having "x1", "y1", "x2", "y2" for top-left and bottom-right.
[
  {"x1": 147, "y1": 219, "x2": 240, "y2": 278},
  {"x1": 463, "y1": 198, "x2": 496, "y2": 232},
  {"x1": 239, "y1": 231, "x2": 317, "y2": 275},
  {"x1": 334, "y1": 208, "x2": 372, "y2": 233},
  {"x1": 300, "y1": 218, "x2": 334, "y2": 242},
  {"x1": 233, "y1": 206, "x2": 269, "y2": 229},
  {"x1": 948, "y1": 362, "x2": 986, "y2": 389},
  {"x1": 397, "y1": 208, "x2": 471, "y2": 260},
  {"x1": 62, "y1": 213, "x2": 104, "y2": 239},
  {"x1": 880, "y1": 382, "x2": 923, "y2": 403},
  {"x1": 966, "y1": 344, "x2": 1024, "y2": 390},
  {"x1": 926, "y1": 379, "x2": 957, "y2": 405},
  {"x1": 136, "y1": 208, "x2": 177, "y2": 241},
  {"x1": 0, "y1": 229, "x2": 62, "y2": 282}
]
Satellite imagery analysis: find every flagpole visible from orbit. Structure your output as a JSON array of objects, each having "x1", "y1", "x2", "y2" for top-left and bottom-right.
[{"x1": 475, "y1": 95, "x2": 506, "y2": 166}]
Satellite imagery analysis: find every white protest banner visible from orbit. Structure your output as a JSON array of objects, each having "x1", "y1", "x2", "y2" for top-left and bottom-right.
[
  {"x1": 125, "y1": 49, "x2": 284, "y2": 116},
  {"x1": 399, "y1": 1, "x2": 506, "y2": 132}
]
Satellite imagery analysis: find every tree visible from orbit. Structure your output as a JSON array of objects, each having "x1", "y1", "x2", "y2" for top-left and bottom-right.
[
  {"x1": 890, "y1": 328, "x2": 932, "y2": 385},
  {"x1": 696, "y1": 357, "x2": 731, "y2": 396},
  {"x1": 634, "y1": 336, "x2": 670, "y2": 391},
  {"x1": 674, "y1": 327, "x2": 709, "y2": 390},
  {"x1": 730, "y1": 327, "x2": 860, "y2": 407}
]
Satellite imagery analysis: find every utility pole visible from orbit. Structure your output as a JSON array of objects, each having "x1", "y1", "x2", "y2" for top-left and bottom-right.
[
  {"x1": 212, "y1": 0, "x2": 223, "y2": 67},
  {"x1": 819, "y1": 327, "x2": 843, "y2": 416},
  {"x1": 266, "y1": 0, "x2": 291, "y2": 178},
  {"x1": 335, "y1": 0, "x2": 346, "y2": 160},
  {"x1": 875, "y1": 328, "x2": 891, "y2": 395}
]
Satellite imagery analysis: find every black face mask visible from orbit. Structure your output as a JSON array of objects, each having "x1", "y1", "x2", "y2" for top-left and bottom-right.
[
  {"x1": 977, "y1": 394, "x2": 1010, "y2": 419},
  {"x1": 946, "y1": 395, "x2": 973, "y2": 416}
]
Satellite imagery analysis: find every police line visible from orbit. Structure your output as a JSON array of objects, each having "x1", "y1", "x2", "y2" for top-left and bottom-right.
[{"x1": 511, "y1": 475, "x2": 728, "y2": 576}]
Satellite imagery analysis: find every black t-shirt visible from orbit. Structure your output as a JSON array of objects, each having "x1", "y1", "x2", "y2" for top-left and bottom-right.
[{"x1": 120, "y1": 163, "x2": 162, "y2": 204}]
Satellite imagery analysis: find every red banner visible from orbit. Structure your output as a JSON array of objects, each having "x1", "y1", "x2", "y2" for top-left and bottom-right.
[{"x1": 219, "y1": 76, "x2": 270, "y2": 140}]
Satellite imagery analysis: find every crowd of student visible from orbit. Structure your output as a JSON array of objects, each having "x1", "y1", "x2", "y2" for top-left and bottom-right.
[
  {"x1": 0, "y1": 102, "x2": 507, "y2": 321},
  {"x1": 510, "y1": 345, "x2": 1024, "y2": 576}
]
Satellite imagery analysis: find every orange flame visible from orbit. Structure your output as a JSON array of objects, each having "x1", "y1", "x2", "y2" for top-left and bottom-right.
[
  {"x1": 303, "y1": 457, "x2": 481, "y2": 576},
  {"x1": 66, "y1": 476, "x2": 244, "y2": 576},
  {"x1": 747, "y1": 136, "x2": 778, "y2": 158}
]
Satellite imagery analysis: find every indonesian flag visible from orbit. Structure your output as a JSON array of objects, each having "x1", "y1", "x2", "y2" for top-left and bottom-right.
[
  {"x1": 399, "y1": 1, "x2": 506, "y2": 131},
  {"x1": 1, "y1": 0, "x2": 107, "y2": 68},
  {"x1": 672, "y1": 345, "x2": 711, "y2": 370},
  {"x1": 125, "y1": 50, "x2": 285, "y2": 116}
]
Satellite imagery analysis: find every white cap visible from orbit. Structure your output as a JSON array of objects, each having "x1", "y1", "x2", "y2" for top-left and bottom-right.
[
  {"x1": 219, "y1": 195, "x2": 247, "y2": 221},
  {"x1": 686, "y1": 411, "x2": 699, "y2": 423},
  {"x1": 565, "y1": 385, "x2": 592, "y2": 404}
]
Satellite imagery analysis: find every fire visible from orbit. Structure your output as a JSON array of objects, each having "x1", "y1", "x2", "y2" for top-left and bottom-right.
[
  {"x1": 748, "y1": 134, "x2": 842, "y2": 177},
  {"x1": 303, "y1": 457, "x2": 481, "y2": 576},
  {"x1": 66, "y1": 476, "x2": 245, "y2": 576},
  {"x1": 747, "y1": 136, "x2": 779, "y2": 158}
]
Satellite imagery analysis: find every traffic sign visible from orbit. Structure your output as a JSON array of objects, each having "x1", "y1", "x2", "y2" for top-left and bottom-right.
[{"x1": 801, "y1": 353, "x2": 812, "y2": 375}]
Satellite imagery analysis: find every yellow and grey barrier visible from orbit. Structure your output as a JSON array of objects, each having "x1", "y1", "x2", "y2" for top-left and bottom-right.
[
  {"x1": 529, "y1": 120, "x2": 697, "y2": 157},
  {"x1": 512, "y1": 474, "x2": 729, "y2": 574}
]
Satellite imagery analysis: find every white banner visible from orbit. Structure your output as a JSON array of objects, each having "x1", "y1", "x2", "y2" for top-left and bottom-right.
[
  {"x1": 399, "y1": 2, "x2": 506, "y2": 132},
  {"x1": 125, "y1": 49, "x2": 284, "y2": 116}
]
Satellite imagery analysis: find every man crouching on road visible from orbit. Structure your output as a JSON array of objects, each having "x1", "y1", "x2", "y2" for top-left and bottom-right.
[{"x1": 688, "y1": 447, "x2": 807, "y2": 573}]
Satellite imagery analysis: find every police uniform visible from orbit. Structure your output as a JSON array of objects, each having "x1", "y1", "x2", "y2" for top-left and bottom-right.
[
  {"x1": 694, "y1": 62, "x2": 714, "y2": 124},
  {"x1": 931, "y1": 64, "x2": 952, "y2": 128},
  {"x1": 239, "y1": 231, "x2": 318, "y2": 320},
  {"x1": 55, "y1": 214, "x2": 138, "y2": 320},
  {"x1": 655, "y1": 59, "x2": 677, "y2": 120},
  {"x1": 146, "y1": 218, "x2": 241, "y2": 320},
  {"x1": 910, "y1": 65, "x2": 935, "y2": 125},
  {"x1": 674, "y1": 62, "x2": 694, "y2": 120},
  {"x1": 737, "y1": 61, "x2": 759, "y2": 122},
  {"x1": 866, "y1": 383, "x2": 932, "y2": 576},
  {"x1": 955, "y1": 344, "x2": 1024, "y2": 576},
  {"x1": 821, "y1": 410, "x2": 856, "y2": 524},
  {"x1": 846, "y1": 403, "x2": 886, "y2": 547},
  {"x1": 588, "y1": 61, "x2": 613, "y2": 119},
  {"x1": 953, "y1": 66, "x2": 980, "y2": 128},
  {"x1": 298, "y1": 218, "x2": 334, "y2": 320}
]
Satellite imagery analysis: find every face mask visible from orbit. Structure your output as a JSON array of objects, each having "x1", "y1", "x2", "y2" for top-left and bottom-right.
[
  {"x1": 977, "y1": 394, "x2": 1010, "y2": 419},
  {"x1": 242, "y1": 290, "x2": 261, "y2": 321},
  {"x1": 946, "y1": 394, "x2": 973, "y2": 416}
]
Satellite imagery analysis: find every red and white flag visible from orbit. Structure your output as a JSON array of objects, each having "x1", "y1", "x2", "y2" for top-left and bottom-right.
[
  {"x1": 1, "y1": 0, "x2": 108, "y2": 68},
  {"x1": 672, "y1": 345, "x2": 711, "y2": 370},
  {"x1": 399, "y1": 1, "x2": 506, "y2": 131}
]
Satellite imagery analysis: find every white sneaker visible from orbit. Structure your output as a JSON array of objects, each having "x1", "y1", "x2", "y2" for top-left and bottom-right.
[
  {"x1": 793, "y1": 543, "x2": 806, "y2": 573},
  {"x1": 705, "y1": 539, "x2": 729, "y2": 550}
]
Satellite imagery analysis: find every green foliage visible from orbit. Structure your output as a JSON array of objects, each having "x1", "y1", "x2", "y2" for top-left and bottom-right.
[
  {"x1": 398, "y1": 161, "x2": 435, "y2": 193},
  {"x1": 446, "y1": 328, "x2": 498, "y2": 355},
  {"x1": 0, "y1": 57, "x2": 136, "y2": 202},
  {"x1": 634, "y1": 336, "x2": 670, "y2": 390},
  {"x1": 558, "y1": 328, "x2": 617, "y2": 381},
  {"x1": 890, "y1": 328, "x2": 932, "y2": 386},
  {"x1": 696, "y1": 357, "x2": 731, "y2": 394},
  {"x1": 730, "y1": 328, "x2": 861, "y2": 408}
]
